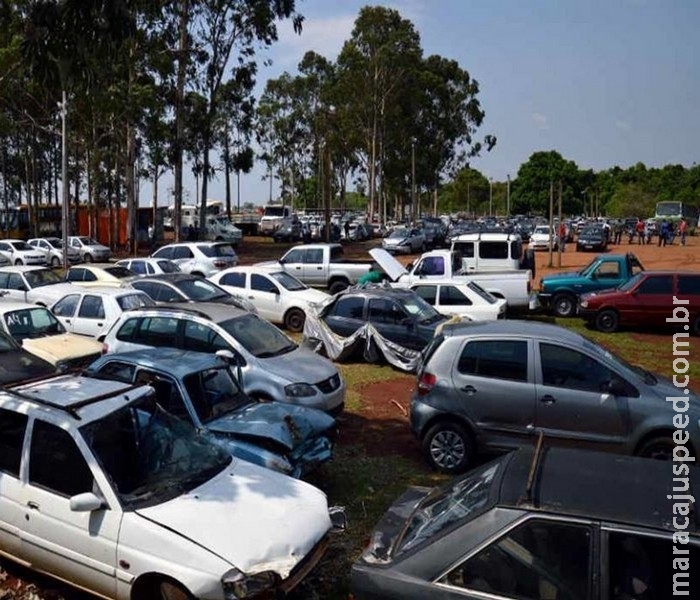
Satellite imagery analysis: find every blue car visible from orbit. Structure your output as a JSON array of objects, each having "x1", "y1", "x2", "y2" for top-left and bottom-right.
[{"x1": 86, "y1": 347, "x2": 335, "y2": 478}]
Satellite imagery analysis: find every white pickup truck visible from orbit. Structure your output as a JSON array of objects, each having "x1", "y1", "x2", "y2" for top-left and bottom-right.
[{"x1": 370, "y1": 248, "x2": 536, "y2": 312}]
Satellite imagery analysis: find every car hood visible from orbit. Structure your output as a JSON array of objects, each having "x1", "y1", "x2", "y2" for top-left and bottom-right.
[
  {"x1": 29, "y1": 282, "x2": 77, "y2": 304},
  {"x1": 581, "y1": 287, "x2": 623, "y2": 300},
  {"x1": 262, "y1": 346, "x2": 339, "y2": 384},
  {"x1": 135, "y1": 459, "x2": 331, "y2": 577},
  {"x1": 291, "y1": 287, "x2": 329, "y2": 304},
  {"x1": 369, "y1": 248, "x2": 408, "y2": 282},
  {"x1": 22, "y1": 334, "x2": 103, "y2": 366},
  {"x1": 541, "y1": 271, "x2": 585, "y2": 284},
  {"x1": 208, "y1": 402, "x2": 335, "y2": 450},
  {"x1": 0, "y1": 349, "x2": 55, "y2": 384}
]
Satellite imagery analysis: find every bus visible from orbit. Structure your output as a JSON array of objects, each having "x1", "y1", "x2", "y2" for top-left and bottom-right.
[{"x1": 654, "y1": 201, "x2": 698, "y2": 228}]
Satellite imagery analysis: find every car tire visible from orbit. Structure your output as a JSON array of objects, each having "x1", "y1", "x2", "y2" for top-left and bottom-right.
[
  {"x1": 135, "y1": 578, "x2": 194, "y2": 600},
  {"x1": 284, "y1": 307, "x2": 305, "y2": 333},
  {"x1": 84, "y1": 253, "x2": 93, "y2": 263},
  {"x1": 636, "y1": 436, "x2": 678, "y2": 461},
  {"x1": 328, "y1": 280, "x2": 349, "y2": 295},
  {"x1": 595, "y1": 309, "x2": 619, "y2": 333},
  {"x1": 51, "y1": 256, "x2": 60, "y2": 267},
  {"x1": 14, "y1": 259, "x2": 23, "y2": 266},
  {"x1": 422, "y1": 422, "x2": 474, "y2": 474},
  {"x1": 552, "y1": 294, "x2": 576, "y2": 318}
]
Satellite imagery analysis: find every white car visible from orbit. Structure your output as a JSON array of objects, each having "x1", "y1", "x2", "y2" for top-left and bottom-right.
[
  {"x1": 209, "y1": 265, "x2": 330, "y2": 332},
  {"x1": 50, "y1": 287, "x2": 155, "y2": 338},
  {"x1": 28, "y1": 237, "x2": 82, "y2": 266},
  {"x1": 68, "y1": 235, "x2": 112, "y2": 262},
  {"x1": 65, "y1": 264, "x2": 136, "y2": 288},
  {"x1": 151, "y1": 241, "x2": 238, "y2": 277},
  {"x1": 0, "y1": 265, "x2": 76, "y2": 306},
  {"x1": 115, "y1": 257, "x2": 181, "y2": 275},
  {"x1": 0, "y1": 375, "x2": 344, "y2": 600},
  {"x1": 0, "y1": 301, "x2": 102, "y2": 368},
  {"x1": 529, "y1": 225, "x2": 558, "y2": 251},
  {"x1": 0, "y1": 238, "x2": 47, "y2": 265},
  {"x1": 404, "y1": 279, "x2": 508, "y2": 321}
]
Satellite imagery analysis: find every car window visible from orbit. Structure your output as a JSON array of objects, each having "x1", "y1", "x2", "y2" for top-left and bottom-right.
[
  {"x1": 220, "y1": 272, "x2": 246, "y2": 288},
  {"x1": 368, "y1": 298, "x2": 407, "y2": 325},
  {"x1": 219, "y1": 314, "x2": 295, "y2": 358},
  {"x1": 152, "y1": 247, "x2": 173, "y2": 260},
  {"x1": 182, "y1": 321, "x2": 229, "y2": 353},
  {"x1": 183, "y1": 368, "x2": 247, "y2": 423},
  {"x1": 4, "y1": 307, "x2": 64, "y2": 340},
  {"x1": 7, "y1": 273, "x2": 26, "y2": 291},
  {"x1": 251, "y1": 274, "x2": 277, "y2": 293},
  {"x1": 0, "y1": 273, "x2": 8, "y2": 288},
  {"x1": 93, "y1": 360, "x2": 136, "y2": 383},
  {"x1": 211, "y1": 244, "x2": 236, "y2": 258},
  {"x1": 330, "y1": 296, "x2": 364, "y2": 319},
  {"x1": 53, "y1": 294, "x2": 80, "y2": 317},
  {"x1": 157, "y1": 260, "x2": 180, "y2": 274},
  {"x1": 127, "y1": 260, "x2": 147, "y2": 275},
  {"x1": 0, "y1": 408, "x2": 28, "y2": 477},
  {"x1": 419, "y1": 257, "x2": 444, "y2": 275},
  {"x1": 413, "y1": 285, "x2": 437, "y2": 305},
  {"x1": 444, "y1": 519, "x2": 591, "y2": 600},
  {"x1": 66, "y1": 269, "x2": 84, "y2": 282},
  {"x1": 540, "y1": 343, "x2": 618, "y2": 393},
  {"x1": 29, "y1": 420, "x2": 93, "y2": 497},
  {"x1": 117, "y1": 293, "x2": 155, "y2": 311},
  {"x1": 305, "y1": 249, "x2": 323, "y2": 264},
  {"x1": 135, "y1": 370, "x2": 190, "y2": 421},
  {"x1": 458, "y1": 340, "x2": 528, "y2": 382},
  {"x1": 479, "y1": 241, "x2": 508, "y2": 259},
  {"x1": 440, "y1": 285, "x2": 472, "y2": 306},
  {"x1": 594, "y1": 262, "x2": 620, "y2": 279},
  {"x1": 173, "y1": 246, "x2": 194, "y2": 260},
  {"x1": 283, "y1": 248, "x2": 304, "y2": 263},
  {"x1": 78, "y1": 295, "x2": 105, "y2": 319},
  {"x1": 132, "y1": 316, "x2": 179, "y2": 347},
  {"x1": 678, "y1": 275, "x2": 700, "y2": 295},
  {"x1": 636, "y1": 275, "x2": 673, "y2": 295}
]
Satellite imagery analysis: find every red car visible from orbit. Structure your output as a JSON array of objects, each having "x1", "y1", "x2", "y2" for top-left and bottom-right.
[{"x1": 578, "y1": 270, "x2": 700, "y2": 333}]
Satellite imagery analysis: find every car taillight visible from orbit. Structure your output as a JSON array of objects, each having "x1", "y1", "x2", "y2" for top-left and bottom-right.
[
  {"x1": 213, "y1": 260, "x2": 227, "y2": 268},
  {"x1": 527, "y1": 279, "x2": 531, "y2": 293},
  {"x1": 417, "y1": 372, "x2": 436, "y2": 395},
  {"x1": 101, "y1": 343, "x2": 108, "y2": 355}
]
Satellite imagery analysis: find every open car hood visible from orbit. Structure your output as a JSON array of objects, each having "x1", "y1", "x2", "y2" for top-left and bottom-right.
[{"x1": 369, "y1": 248, "x2": 408, "y2": 282}]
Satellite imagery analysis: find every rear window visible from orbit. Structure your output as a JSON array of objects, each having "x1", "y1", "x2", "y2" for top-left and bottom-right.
[
  {"x1": 117, "y1": 294, "x2": 155, "y2": 311},
  {"x1": 478, "y1": 242, "x2": 508, "y2": 260},
  {"x1": 200, "y1": 244, "x2": 236, "y2": 258},
  {"x1": 104, "y1": 267, "x2": 135, "y2": 279}
]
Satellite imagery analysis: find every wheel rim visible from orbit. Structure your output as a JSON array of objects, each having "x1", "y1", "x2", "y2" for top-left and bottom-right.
[
  {"x1": 51, "y1": 256, "x2": 59, "y2": 267},
  {"x1": 642, "y1": 441, "x2": 674, "y2": 461},
  {"x1": 554, "y1": 296, "x2": 573, "y2": 317},
  {"x1": 429, "y1": 430, "x2": 466, "y2": 470},
  {"x1": 286, "y1": 310, "x2": 304, "y2": 332},
  {"x1": 598, "y1": 311, "x2": 616, "y2": 331}
]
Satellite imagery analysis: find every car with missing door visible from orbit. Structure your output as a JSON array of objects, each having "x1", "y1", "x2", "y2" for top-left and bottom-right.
[{"x1": 411, "y1": 320, "x2": 700, "y2": 473}]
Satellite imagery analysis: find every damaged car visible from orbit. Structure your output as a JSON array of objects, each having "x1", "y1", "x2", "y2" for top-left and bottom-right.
[{"x1": 86, "y1": 347, "x2": 336, "y2": 478}]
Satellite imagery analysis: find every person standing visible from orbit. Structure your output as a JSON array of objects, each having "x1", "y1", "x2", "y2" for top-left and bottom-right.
[
  {"x1": 558, "y1": 222, "x2": 567, "y2": 252},
  {"x1": 679, "y1": 218, "x2": 688, "y2": 246},
  {"x1": 658, "y1": 220, "x2": 668, "y2": 247},
  {"x1": 635, "y1": 219, "x2": 645, "y2": 244}
]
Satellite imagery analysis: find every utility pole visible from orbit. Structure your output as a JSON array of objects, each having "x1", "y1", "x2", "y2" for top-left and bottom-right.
[
  {"x1": 557, "y1": 180, "x2": 563, "y2": 268},
  {"x1": 411, "y1": 138, "x2": 416, "y2": 223},
  {"x1": 489, "y1": 178, "x2": 493, "y2": 217},
  {"x1": 59, "y1": 90, "x2": 69, "y2": 269},
  {"x1": 506, "y1": 174, "x2": 511, "y2": 217},
  {"x1": 548, "y1": 181, "x2": 554, "y2": 268}
]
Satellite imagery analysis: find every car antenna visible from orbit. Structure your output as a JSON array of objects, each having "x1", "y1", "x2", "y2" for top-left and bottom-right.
[{"x1": 521, "y1": 431, "x2": 545, "y2": 507}]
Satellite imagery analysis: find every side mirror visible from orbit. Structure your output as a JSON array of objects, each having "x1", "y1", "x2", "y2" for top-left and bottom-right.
[
  {"x1": 605, "y1": 378, "x2": 627, "y2": 396},
  {"x1": 268, "y1": 287, "x2": 280, "y2": 295},
  {"x1": 70, "y1": 492, "x2": 105, "y2": 512}
]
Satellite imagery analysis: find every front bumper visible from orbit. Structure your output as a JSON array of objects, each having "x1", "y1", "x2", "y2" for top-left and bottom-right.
[{"x1": 537, "y1": 292, "x2": 552, "y2": 309}]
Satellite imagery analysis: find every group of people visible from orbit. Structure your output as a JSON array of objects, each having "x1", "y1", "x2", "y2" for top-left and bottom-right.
[{"x1": 632, "y1": 218, "x2": 688, "y2": 246}]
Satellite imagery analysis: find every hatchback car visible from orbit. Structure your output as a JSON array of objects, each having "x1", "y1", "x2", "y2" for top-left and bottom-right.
[
  {"x1": 0, "y1": 238, "x2": 47, "y2": 265},
  {"x1": 0, "y1": 265, "x2": 76, "y2": 306},
  {"x1": 28, "y1": 237, "x2": 82, "y2": 266},
  {"x1": 87, "y1": 348, "x2": 336, "y2": 478},
  {"x1": 405, "y1": 280, "x2": 507, "y2": 321},
  {"x1": 151, "y1": 241, "x2": 238, "y2": 277},
  {"x1": 411, "y1": 320, "x2": 700, "y2": 473},
  {"x1": 351, "y1": 446, "x2": 699, "y2": 600},
  {"x1": 382, "y1": 227, "x2": 426, "y2": 254},
  {"x1": 101, "y1": 304, "x2": 345, "y2": 414},
  {"x1": 576, "y1": 225, "x2": 608, "y2": 252},
  {"x1": 50, "y1": 287, "x2": 155, "y2": 338},
  {"x1": 209, "y1": 265, "x2": 330, "y2": 332},
  {"x1": 0, "y1": 374, "x2": 343, "y2": 600},
  {"x1": 65, "y1": 264, "x2": 136, "y2": 287},
  {"x1": 579, "y1": 270, "x2": 700, "y2": 333},
  {"x1": 68, "y1": 235, "x2": 111, "y2": 262},
  {"x1": 115, "y1": 257, "x2": 181, "y2": 275},
  {"x1": 528, "y1": 224, "x2": 557, "y2": 251}
]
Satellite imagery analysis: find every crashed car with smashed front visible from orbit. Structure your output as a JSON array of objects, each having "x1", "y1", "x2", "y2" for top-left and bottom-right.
[{"x1": 0, "y1": 374, "x2": 345, "y2": 600}]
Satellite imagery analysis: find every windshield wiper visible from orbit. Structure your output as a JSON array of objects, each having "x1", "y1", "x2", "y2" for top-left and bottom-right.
[{"x1": 257, "y1": 344, "x2": 297, "y2": 358}]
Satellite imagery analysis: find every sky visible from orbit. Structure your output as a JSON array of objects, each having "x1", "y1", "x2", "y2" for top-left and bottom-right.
[{"x1": 144, "y1": 0, "x2": 700, "y2": 208}]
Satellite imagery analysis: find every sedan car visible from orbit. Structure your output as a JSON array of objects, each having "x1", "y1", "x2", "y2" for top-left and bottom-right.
[
  {"x1": 50, "y1": 287, "x2": 155, "y2": 338},
  {"x1": 411, "y1": 320, "x2": 700, "y2": 473},
  {"x1": 0, "y1": 327, "x2": 55, "y2": 384},
  {"x1": 150, "y1": 241, "x2": 238, "y2": 277},
  {"x1": 576, "y1": 225, "x2": 608, "y2": 252},
  {"x1": 528, "y1": 224, "x2": 557, "y2": 251},
  {"x1": 209, "y1": 265, "x2": 330, "y2": 332},
  {"x1": 28, "y1": 237, "x2": 81, "y2": 266},
  {"x1": 405, "y1": 280, "x2": 507, "y2": 321},
  {"x1": 352, "y1": 446, "x2": 699, "y2": 600},
  {"x1": 0, "y1": 265, "x2": 76, "y2": 306},
  {"x1": 87, "y1": 348, "x2": 336, "y2": 478},
  {"x1": 65, "y1": 264, "x2": 136, "y2": 287},
  {"x1": 68, "y1": 235, "x2": 111, "y2": 262},
  {"x1": 0, "y1": 239, "x2": 47, "y2": 265},
  {"x1": 115, "y1": 257, "x2": 181, "y2": 275},
  {"x1": 381, "y1": 227, "x2": 426, "y2": 254}
]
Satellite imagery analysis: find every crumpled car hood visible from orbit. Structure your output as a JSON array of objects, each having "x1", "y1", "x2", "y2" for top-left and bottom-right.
[
  {"x1": 261, "y1": 346, "x2": 338, "y2": 383},
  {"x1": 135, "y1": 459, "x2": 331, "y2": 577},
  {"x1": 208, "y1": 402, "x2": 335, "y2": 450}
]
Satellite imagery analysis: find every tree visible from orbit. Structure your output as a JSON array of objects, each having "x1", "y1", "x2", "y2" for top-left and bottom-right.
[{"x1": 511, "y1": 151, "x2": 581, "y2": 215}]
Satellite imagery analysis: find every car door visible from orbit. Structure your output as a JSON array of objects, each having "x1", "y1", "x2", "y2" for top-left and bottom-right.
[
  {"x1": 0, "y1": 272, "x2": 30, "y2": 302},
  {"x1": 73, "y1": 294, "x2": 108, "y2": 337},
  {"x1": 450, "y1": 338, "x2": 536, "y2": 448},
  {"x1": 367, "y1": 297, "x2": 417, "y2": 349},
  {"x1": 619, "y1": 274, "x2": 674, "y2": 327},
  {"x1": 438, "y1": 284, "x2": 476, "y2": 318},
  {"x1": 249, "y1": 273, "x2": 282, "y2": 323},
  {"x1": 52, "y1": 294, "x2": 81, "y2": 333},
  {"x1": 280, "y1": 247, "x2": 306, "y2": 280},
  {"x1": 302, "y1": 247, "x2": 325, "y2": 287},
  {"x1": 171, "y1": 246, "x2": 195, "y2": 271},
  {"x1": 324, "y1": 295, "x2": 366, "y2": 337},
  {"x1": 534, "y1": 342, "x2": 631, "y2": 450},
  {"x1": 0, "y1": 407, "x2": 29, "y2": 560},
  {"x1": 19, "y1": 419, "x2": 119, "y2": 599}
]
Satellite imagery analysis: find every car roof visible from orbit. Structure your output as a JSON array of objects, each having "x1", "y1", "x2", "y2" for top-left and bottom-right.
[
  {"x1": 59, "y1": 286, "x2": 149, "y2": 297},
  {"x1": 129, "y1": 273, "x2": 200, "y2": 283},
  {"x1": 438, "y1": 319, "x2": 586, "y2": 345},
  {"x1": 89, "y1": 347, "x2": 224, "y2": 377},
  {"x1": 126, "y1": 301, "x2": 247, "y2": 323},
  {"x1": 0, "y1": 265, "x2": 48, "y2": 273},
  {"x1": 218, "y1": 265, "x2": 281, "y2": 275},
  {"x1": 498, "y1": 447, "x2": 700, "y2": 533},
  {"x1": 338, "y1": 286, "x2": 422, "y2": 301}
]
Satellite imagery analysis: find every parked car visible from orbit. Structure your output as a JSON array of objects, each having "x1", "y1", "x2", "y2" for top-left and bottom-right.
[
  {"x1": 65, "y1": 264, "x2": 137, "y2": 287},
  {"x1": 381, "y1": 227, "x2": 426, "y2": 254},
  {"x1": 352, "y1": 446, "x2": 699, "y2": 600},
  {"x1": 528, "y1": 224, "x2": 557, "y2": 251},
  {"x1": 115, "y1": 257, "x2": 181, "y2": 275},
  {"x1": 68, "y1": 235, "x2": 111, "y2": 262},
  {"x1": 0, "y1": 301, "x2": 103, "y2": 369},
  {"x1": 151, "y1": 241, "x2": 238, "y2": 277},
  {"x1": 0, "y1": 327, "x2": 56, "y2": 384},
  {"x1": 579, "y1": 270, "x2": 700, "y2": 333},
  {"x1": 209, "y1": 265, "x2": 330, "y2": 332},
  {"x1": 576, "y1": 225, "x2": 609, "y2": 252},
  {"x1": 272, "y1": 221, "x2": 303, "y2": 243},
  {"x1": 0, "y1": 374, "x2": 344, "y2": 600},
  {"x1": 411, "y1": 319, "x2": 700, "y2": 473},
  {"x1": 101, "y1": 303, "x2": 346, "y2": 414},
  {"x1": 0, "y1": 265, "x2": 76, "y2": 306},
  {"x1": 28, "y1": 237, "x2": 82, "y2": 266},
  {"x1": 50, "y1": 287, "x2": 155, "y2": 338},
  {"x1": 405, "y1": 280, "x2": 507, "y2": 321},
  {"x1": 123, "y1": 272, "x2": 255, "y2": 312},
  {"x1": 0, "y1": 239, "x2": 47, "y2": 265},
  {"x1": 87, "y1": 348, "x2": 336, "y2": 477}
]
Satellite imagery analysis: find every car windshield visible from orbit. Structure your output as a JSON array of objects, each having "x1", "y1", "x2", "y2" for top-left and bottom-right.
[
  {"x1": 400, "y1": 294, "x2": 444, "y2": 324},
  {"x1": 104, "y1": 266, "x2": 136, "y2": 279},
  {"x1": 388, "y1": 228, "x2": 408, "y2": 239},
  {"x1": 220, "y1": 313, "x2": 297, "y2": 358},
  {"x1": 117, "y1": 293, "x2": 156, "y2": 311},
  {"x1": 618, "y1": 272, "x2": 645, "y2": 292},
  {"x1": 4, "y1": 307, "x2": 65, "y2": 341},
  {"x1": 175, "y1": 278, "x2": 227, "y2": 300},
  {"x1": 581, "y1": 227, "x2": 604, "y2": 238},
  {"x1": 157, "y1": 260, "x2": 181, "y2": 273},
  {"x1": 0, "y1": 330, "x2": 16, "y2": 351},
  {"x1": 183, "y1": 366, "x2": 249, "y2": 423},
  {"x1": 397, "y1": 461, "x2": 499, "y2": 555},
  {"x1": 81, "y1": 394, "x2": 232, "y2": 510},
  {"x1": 580, "y1": 335, "x2": 657, "y2": 385},
  {"x1": 24, "y1": 268, "x2": 63, "y2": 288},
  {"x1": 270, "y1": 270, "x2": 307, "y2": 291},
  {"x1": 200, "y1": 244, "x2": 236, "y2": 258},
  {"x1": 467, "y1": 281, "x2": 498, "y2": 304},
  {"x1": 12, "y1": 241, "x2": 33, "y2": 251},
  {"x1": 46, "y1": 238, "x2": 63, "y2": 248}
]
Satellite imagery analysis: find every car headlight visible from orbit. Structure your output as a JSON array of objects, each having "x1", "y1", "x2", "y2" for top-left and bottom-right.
[
  {"x1": 579, "y1": 300, "x2": 588, "y2": 308},
  {"x1": 222, "y1": 568, "x2": 280, "y2": 599},
  {"x1": 285, "y1": 382, "x2": 317, "y2": 398}
]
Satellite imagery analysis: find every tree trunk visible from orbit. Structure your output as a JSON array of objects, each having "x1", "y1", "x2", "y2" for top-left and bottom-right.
[{"x1": 173, "y1": 0, "x2": 190, "y2": 243}]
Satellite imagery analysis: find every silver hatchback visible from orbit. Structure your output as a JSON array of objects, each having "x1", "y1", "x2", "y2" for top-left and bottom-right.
[{"x1": 411, "y1": 320, "x2": 700, "y2": 473}]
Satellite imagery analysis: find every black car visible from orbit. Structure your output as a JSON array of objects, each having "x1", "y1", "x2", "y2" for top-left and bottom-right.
[
  {"x1": 273, "y1": 222, "x2": 302, "y2": 243},
  {"x1": 576, "y1": 225, "x2": 608, "y2": 252},
  {"x1": 0, "y1": 328, "x2": 55, "y2": 384},
  {"x1": 351, "y1": 445, "x2": 700, "y2": 599}
]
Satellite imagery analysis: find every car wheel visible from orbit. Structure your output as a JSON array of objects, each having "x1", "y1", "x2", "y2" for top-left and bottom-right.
[
  {"x1": 14, "y1": 259, "x2": 23, "y2": 266},
  {"x1": 84, "y1": 253, "x2": 93, "y2": 263},
  {"x1": 552, "y1": 294, "x2": 576, "y2": 318},
  {"x1": 422, "y1": 422, "x2": 474, "y2": 474},
  {"x1": 636, "y1": 436, "x2": 678, "y2": 461},
  {"x1": 284, "y1": 307, "x2": 305, "y2": 333},
  {"x1": 51, "y1": 256, "x2": 60, "y2": 267},
  {"x1": 595, "y1": 309, "x2": 619, "y2": 333},
  {"x1": 328, "y1": 280, "x2": 349, "y2": 295}
]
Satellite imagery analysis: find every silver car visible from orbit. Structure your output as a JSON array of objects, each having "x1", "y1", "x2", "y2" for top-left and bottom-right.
[
  {"x1": 28, "y1": 237, "x2": 81, "y2": 266},
  {"x1": 101, "y1": 303, "x2": 345, "y2": 414},
  {"x1": 68, "y1": 236, "x2": 111, "y2": 262},
  {"x1": 411, "y1": 320, "x2": 700, "y2": 473},
  {"x1": 150, "y1": 242, "x2": 237, "y2": 277},
  {"x1": 382, "y1": 227, "x2": 426, "y2": 254}
]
